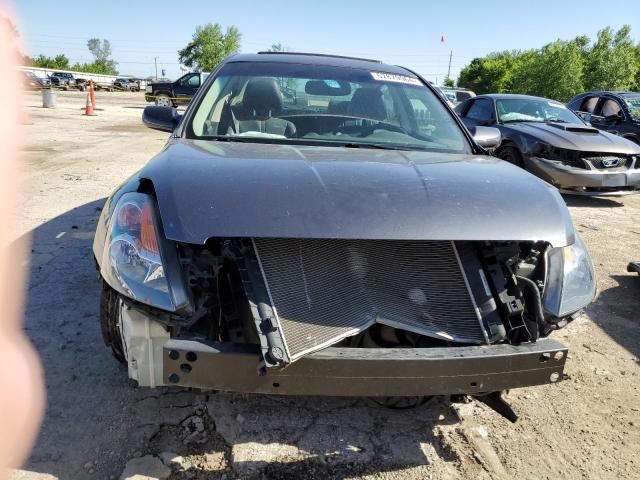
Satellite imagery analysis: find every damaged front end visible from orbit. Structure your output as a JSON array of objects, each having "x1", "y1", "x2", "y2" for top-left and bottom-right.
[{"x1": 96, "y1": 198, "x2": 593, "y2": 403}]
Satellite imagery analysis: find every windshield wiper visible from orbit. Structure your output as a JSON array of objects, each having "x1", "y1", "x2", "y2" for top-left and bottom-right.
[
  {"x1": 342, "y1": 142, "x2": 402, "y2": 150},
  {"x1": 205, "y1": 136, "x2": 416, "y2": 151},
  {"x1": 209, "y1": 136, "x2": 258, "y2": 143},
  {"x1": 501, "y1": 119, "x2": 541, "y2": 124}
]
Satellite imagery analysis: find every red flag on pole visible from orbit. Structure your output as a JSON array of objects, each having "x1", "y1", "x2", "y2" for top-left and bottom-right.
[{"x1": 440, "y1": 35, "x2": 445, "y2": 43}]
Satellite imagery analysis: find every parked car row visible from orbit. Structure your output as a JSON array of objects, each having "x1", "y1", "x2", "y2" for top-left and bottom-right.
[
  {"x1": 20, "y1": 71, "x2": 147, "y2": 92},
  {"x1": 113, "y1": 78, "x2": 141, "y2": 92},
  {"x1": 21, "y1": 71, "x2": 50, "y2": 90},
  {"x1": 454, "y1": 92, "x2": 640, "y2": 196}
]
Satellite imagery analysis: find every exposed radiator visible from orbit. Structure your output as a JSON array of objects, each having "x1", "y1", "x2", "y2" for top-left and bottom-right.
[{"x1": 253, "y1": 238, "x2": 487, "y2": 362}]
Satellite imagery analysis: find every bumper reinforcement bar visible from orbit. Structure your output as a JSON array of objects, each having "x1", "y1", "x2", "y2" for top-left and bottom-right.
[{"x1": 162, "y1": 338, "x2": 567, "y2": 396}]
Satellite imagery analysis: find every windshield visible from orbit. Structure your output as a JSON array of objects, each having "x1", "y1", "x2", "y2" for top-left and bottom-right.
[
  {"x1": 625, "y1": 97, "x2": 640, "y2": 121},
  {"x1": 497, "y1": 98, "x2": 583, "y2": 124},
  {"x1": 189, "y1": 62, "x2": 469, "y2": 153},
  {"x1": 440, "y1": 88, "x2": 458, "y2": 103}
]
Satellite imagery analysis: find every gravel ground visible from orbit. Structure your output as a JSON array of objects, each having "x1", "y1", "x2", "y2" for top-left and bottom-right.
[{"x1": 10, "y1": 90, "x2": 640, "y2": 480}]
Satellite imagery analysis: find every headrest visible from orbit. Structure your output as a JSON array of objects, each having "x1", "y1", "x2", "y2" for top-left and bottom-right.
[
  {"x1": 350, "y1": 87, "x2": 386, "y2": 121},
  {"x1": 242, "y1": 77, "x2": 283, "y2": 118}
]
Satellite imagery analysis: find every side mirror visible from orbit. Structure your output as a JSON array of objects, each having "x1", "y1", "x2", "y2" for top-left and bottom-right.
[
  {"x1": 470, "y1": 126, "x2": 501, "y2": 149},
  {"x1": 604, "y1": 113, "x2": 623, "y2": 123},
  {"x1": 142, "y1": 106, "x2": 182, "y2": 132}
]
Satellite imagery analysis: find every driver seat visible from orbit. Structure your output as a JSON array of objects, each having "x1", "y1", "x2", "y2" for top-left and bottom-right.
[
  {"x1": 221, "y1": 78, "x2": 296, "y2": 137},
  {"x1": 349, "y1": 87, "x2": 387, "y2": 121}
]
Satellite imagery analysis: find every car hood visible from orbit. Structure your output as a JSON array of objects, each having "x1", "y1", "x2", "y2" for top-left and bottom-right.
[
  {"x1": 503, "y1": 122, "x2": 640, "y2": 153},
  {"x1": 140, "y1": 140, "x2": 575, "y2": 247}
]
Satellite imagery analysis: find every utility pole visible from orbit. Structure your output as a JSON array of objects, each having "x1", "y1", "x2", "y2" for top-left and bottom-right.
[
  {"x1": 447, "y1": 50, "x2": 453, "y2": 81},
  {"x1": 154, "y1": 57, "x2": 158, "y2": 80}
]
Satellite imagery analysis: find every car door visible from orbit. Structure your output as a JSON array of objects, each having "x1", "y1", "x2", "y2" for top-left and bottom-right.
[
  {"x1": 573, "y1": 95, "x2": 600, "y2": 122},
  {"x1": 173, "y1": 73, "x2": 201, "y2": 102},
  {"x1": 590, "y1": 97, "x2": 625, "y2": 135},
  {"x1": 458, "y1": 98, "x2": 495, "y2": 130}
]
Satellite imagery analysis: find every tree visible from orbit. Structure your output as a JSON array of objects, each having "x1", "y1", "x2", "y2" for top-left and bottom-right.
[
  {"x1": 31, "y1": 54, "x2": 70, "y2": 69},
  {"x1": 511, "y1": 39, "x2": 585, "y2": 101},
  {"x1": 584, "y1": 26, "x2": 637, "y2": 91},
  {"x1": 87, "y1": 38, "x2": 112, "y2": 62},
  {"x1": 456, "y1": 25, "x2": 640, "y2": 100},
  {"x1": 86, "y1": 38, "x2": 117, "y2": 74},
  {"x1": 269, "y1": 43, "x2": 284, "y2": 52},
  {"x1": 457, "y1": 51, "x2": 519, "y2": 94},
  {"x1": 2, "y1": 16, "x2": 18, "y2": 37},
  {"x1": 178, "y1": 23, "x2": 241, "y2": 72},
  {"x1": 443, "y1": 77, "x2": 455, "y2": 87}
]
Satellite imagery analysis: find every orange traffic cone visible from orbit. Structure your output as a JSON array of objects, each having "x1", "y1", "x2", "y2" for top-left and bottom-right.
[
  {"x1": 84, "y1": 92, "x2": 95, "y2": 116},
  {"x1": 89, "y1": 80, "x2": 96, "y2": 110}
]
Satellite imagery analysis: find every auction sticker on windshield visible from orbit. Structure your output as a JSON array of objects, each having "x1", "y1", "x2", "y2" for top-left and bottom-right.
[
  {"x1": 371, "y1": 72, "x2": 422, "y2": 86},
  {"x1": 548, "y1": 101, "x2": 567, "y2": 108}
]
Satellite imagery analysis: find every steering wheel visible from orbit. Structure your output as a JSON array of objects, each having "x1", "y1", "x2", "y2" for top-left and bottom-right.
[
  {"x1": 332, "y1": 119, "x2": 409, "y2": 137},
  {"x1": 359, "y1": 121, "x2": 411, "y2": 137}
]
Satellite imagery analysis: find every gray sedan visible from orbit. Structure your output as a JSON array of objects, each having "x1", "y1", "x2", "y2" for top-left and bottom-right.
[{"x1": 455, "y1": 94, "x2": 640, "y2": 196}]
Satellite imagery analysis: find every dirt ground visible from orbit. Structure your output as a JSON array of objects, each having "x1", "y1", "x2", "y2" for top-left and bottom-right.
[{"x1": 10, "y1": 90, "x2": 640, "y2": 480}]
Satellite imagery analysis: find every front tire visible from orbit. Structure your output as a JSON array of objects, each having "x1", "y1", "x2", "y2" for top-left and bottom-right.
[
  {"x1": 497, "y1": 146, "x2": 524, "y2": 168},
  {"x1": 100, "y1": 281, "x2": 125, "y2": 363},
  {"x1": 155, "y1": 93, "x2": 172, "y2": 107}
]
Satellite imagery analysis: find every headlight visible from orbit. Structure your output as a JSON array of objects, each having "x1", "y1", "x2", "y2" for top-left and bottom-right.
[
  {"x1": 101, "y1": 192, "x2": 188, "y2": 312},
  {"x1": 543, "y1": 233, "x2": 596, "y2": 317}
]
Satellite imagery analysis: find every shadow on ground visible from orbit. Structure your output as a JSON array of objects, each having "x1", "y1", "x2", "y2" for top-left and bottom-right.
[
  {"x1": 587, "y1": 274, "x2": 640, "y2": 359},
  {"x1": 22, "y1": 199, "x2": 468, "y2": 480},
  {"x1": 562, "y1": 194, "x2": 625, "y2": 208}
]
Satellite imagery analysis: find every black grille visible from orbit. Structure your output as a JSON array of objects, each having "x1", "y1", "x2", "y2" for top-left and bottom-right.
[{"x1": 253, "y1": 238, "x2": 486, "y2": 361}]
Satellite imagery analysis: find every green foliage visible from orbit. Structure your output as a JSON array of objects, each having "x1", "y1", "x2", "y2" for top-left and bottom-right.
[
  {"x1": 512, "y1": 40, "x2": 585, "y2": 101},
  {"x1": 269, "y1": 43, "x2": 284, "y2": 52},
  {"x1": 584, "y1": 26, "x2": 637, "y2": 91},
  {"x1": 27, "y1": 36, "x2": 118, "y2": 75},
  {"x1": 457, "y1": 51, "x2": 519, "y2": 94},
  {"x1": 86, "y1": 38, "x2": 117, "y2": 74},
  {"x1": 457, "y1": 25, "x2": 640, "y2": 100},
  {"x1": 30, "y1": 54, "x2": 70, "y2": 70},
  {"x1": 27, "y1": 53, "x2": 118, "y2": 75},
  {"x1": 71, "y1": 60, "x2": 118, "y2": 75},
  {"x1": 443, "y1": 77, "x2": 455, "y2": 87},
  {"x1": 178, "y1": 23, "x2": 241, "y2": 72}
]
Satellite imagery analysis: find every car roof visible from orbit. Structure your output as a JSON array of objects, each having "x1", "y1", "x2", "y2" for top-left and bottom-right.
[
  {"x1": 223, "y1": 52, "x2": 413, "y2": 76},
  {"x1": 476, "y1": 93, "x2": 561, "y2": 102},
  {"x1": 573, "y1": 91, "x2": 640, "y2": 98}
]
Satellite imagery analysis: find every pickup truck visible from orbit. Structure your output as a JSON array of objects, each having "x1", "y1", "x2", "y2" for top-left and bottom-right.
[
  {"x1": 48, "y1": 72, "x2": 89, "y2": 91},
  {"x1": 145, "y1": 72, "x2": 209, "y2": 107},
  {"x1": 113, "y1": 78, "x2": 139, "y2": 92}
]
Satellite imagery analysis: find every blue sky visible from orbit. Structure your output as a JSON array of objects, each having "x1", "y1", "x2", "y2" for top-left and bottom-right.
[{"x1": 9, "y1": 0, "x2": 640, "y2": 82}]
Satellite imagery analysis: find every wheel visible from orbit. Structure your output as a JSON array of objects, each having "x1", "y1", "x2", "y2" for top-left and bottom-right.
[
  {"x1": 77, "y1": 84, "x2": 85, "y2": 92},
  {"x1": 100, "y1": 281, "x2": 126, "y2": 363},
  {"x1": 155, "y1": 93, "x2": 172, "y2": 107},
  {"x1": 497, "y1": 146, "x2": 524, "y2": 168}
]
